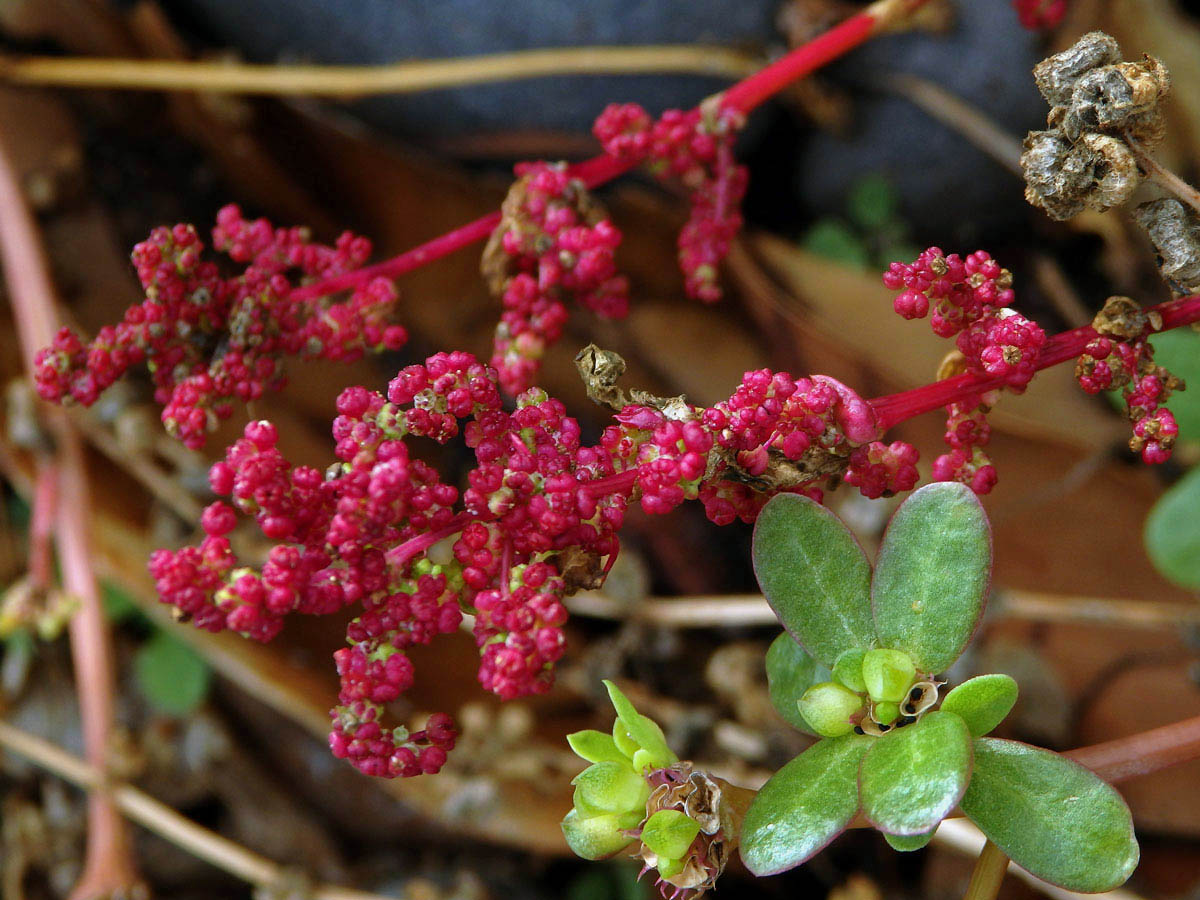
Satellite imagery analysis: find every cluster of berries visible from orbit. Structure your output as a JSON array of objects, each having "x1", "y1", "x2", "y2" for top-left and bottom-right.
[
  {"x1": 883, "y1": 248, "x2": 1046, "y2": 493},
  {"x1": 931, "y1": 397, "x2": 1000, "y2": 495},
  {"x1": 1075, "y1": 297, "x2": 1183, "y2": 464},
  {"x1": 593, "y1": 102, "x2": 748, "y2": 303},
  {"x1": 146, "y1": 349, "x2": 903, "y2": 777},
  {"x1": 482, "y1": 162, "x2": 629, "y2": 394},
  {"x1": 33, "y1": 205, "x2": 405, "y2": 448}
]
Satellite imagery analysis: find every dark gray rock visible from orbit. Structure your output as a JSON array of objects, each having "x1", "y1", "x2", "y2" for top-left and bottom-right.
[
  {"x1": 793, "y1": 0, "x2": 1047, "y2": 242},
  {"x1": 160, "y1": 0, "x2": 779, "y2": 136}
]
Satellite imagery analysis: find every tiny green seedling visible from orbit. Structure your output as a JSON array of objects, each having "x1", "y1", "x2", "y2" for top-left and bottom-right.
[{"x1": 742, "y1": 483, "x2": 1139, "y2": 893}]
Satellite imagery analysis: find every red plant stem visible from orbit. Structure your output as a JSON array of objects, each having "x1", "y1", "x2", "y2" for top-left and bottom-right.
[
  {"x1": 290, "y1": 212, "x2": 500, "y2": 302},
  {"x1": 0, "y1": 125, "x2": 139, "y2": 897},
  {"x1": 1066, "y1": 714, "x2": 1200, "y2": 784},
  {"x1": 384, "y1": 511, "x2": 477, "y2": 567},
  {"x1": 290, "y1": 0, "x2": 931, "y2": 305},
  {"x1": 720, "y1": 0, "x2": 926, "y2": 114},
  {"x1": 580, "y1": 469, "x2": 639, "y2": 498},
  {"x1": 868, "y1": 294, "x2": 1200, "y2": 432},
  {"x1": 27, "y1": 458, "x2": 58, "y2": 590}
]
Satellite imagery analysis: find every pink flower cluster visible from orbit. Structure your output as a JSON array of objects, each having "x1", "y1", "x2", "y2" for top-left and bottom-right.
[
  {"x1": 1013, "y1": 0, "x2": 1068, "y2": 29},
  {"x1": 844, "y1": 440, "x2": 921, "y2": 500},
  {"x1": 594, "y1": 102, "x2": 748, "y2": 303},
  {"x1": 606, "y1": 369, "x2": 887, "y2": 526},
  {"x1": 930, "y1": 397, "x2": 999, "y2": 494},
  {"x1": 1077, "y1": 331, "x2": 1180, "y2": 464},
  {"x1": 486, "y1": 162, "x2": 629, "y2": 394},
  {"x1": 148, "y1": 350, "x2": 901, "y2": 777},
  {"x1": 884, "y1": 248, "x2": 1046, "y2": 493},
  {"x1": 883, "y1": 248, "x2": 1044, "y2": 389},
  {"x1": 33, "y1": 205, "x2": 404, "y2": 448}
]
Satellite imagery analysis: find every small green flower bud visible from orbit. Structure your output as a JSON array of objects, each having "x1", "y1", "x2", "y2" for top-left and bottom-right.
[
  {"x1": 862, "y1": 648, "x2": 916, "y2": 703},
  {"x1": 561, "y1": 808, "x2": 641, "y2": 860},
  {"x1": 613, "y1": 718, "x2": 640, "y2": 758},
  {"x1": 572, "y1": 761, "x2": 649, "y2": 815},
  {"x1": 873, "y1": 701, "x2": 900, "y2": 725},
  {"x1": 832, "y1": 647, "x2": 868, "y2": 693},
  {"x1": 641, "y1": 809, "x2": 702, "y2": 860},
  {"x1": 798, "y1": 681, "x2": 865, "y2": 738}
]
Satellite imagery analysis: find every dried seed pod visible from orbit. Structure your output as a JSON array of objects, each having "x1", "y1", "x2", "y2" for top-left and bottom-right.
[
  {"x1": 1021, "y1": 129, "x2": 1092, "y2": 220},
  {"x1": 1062, "y1": 56, "x2": 1170, "y2": 145},
  {"x1": 1021, "y1": 130, "x2": 1140, "y2": 220},
  {"x1": 1033, "y1": 31, "x2": 1121, "y2": 108},
  {"x1": 1080, "y1": 132, "x2": 1142, "y2": 210},
  {"x1": 901, "y1": 680, "x2": 942, "y2": 717},
  {"x1": 1092, "y1": 295, "x2": 1150, "y2": 340},
  {"x1": 1134, "y1": 199, "x2": 1200, "y2": 293}
]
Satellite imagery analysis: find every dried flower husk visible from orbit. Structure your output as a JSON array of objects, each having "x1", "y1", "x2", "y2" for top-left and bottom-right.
[
  {"x1": 1021, "y1": 130, "x2": 1140, "y2": 220},
  {"x1": 481, "y1": 164, "x2": 608, "y2": 296},
  {"x1": 634, "y1": 763, "x2": 754, "y2": 898},
  {"x1": 1061, "y1": 56, "x2": 1170, "y2": 145},
  {"x1": 1080, "y1": 133, "x2": 1142, "y2": 210},
  {"x1": 1021, "y1": 129, "x2": 1092, "y2": 220},
  {"x1": 1024, "y1": 31, "x2": 1174, "y2": 224},
  {"x1": 1034, "y1": 31, "x2": 1122, "y2": 108},
  {"x1": 1134, "y1": 199, "x2": 1200, "y2": 294}
]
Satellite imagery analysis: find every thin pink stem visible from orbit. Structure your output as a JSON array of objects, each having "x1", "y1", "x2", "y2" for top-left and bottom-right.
[
  {"x1": 1067, "y1": 714, "x2": 1200, "y2": 784},
  {"x1": 581, "y1": 469, "x2": 639, "y2": 498},
  {"x1": 28, "y1": 459, "x2": 57, "y2": 590},
  {"x1": 383, "y1": 469, "x2": 642, "y2": 570},
  {"x1": 384, "y1": 512, "x2": 476, "y2": 568},
  {"x1": 289, "y1": 0, "x2": 930, "y2": 305},
  {"x1": 290, "y1": 213, "x2": 500, "y2": 302},
  {"x1": 720, "y1": 0, "x2": 913, "y2": 115},
  {"x1": 868, "y1": 294, "x2": 1200, "y2": 431},
  {"x1": 0, "y1": 121, "x2": 139, "y2": 897}
]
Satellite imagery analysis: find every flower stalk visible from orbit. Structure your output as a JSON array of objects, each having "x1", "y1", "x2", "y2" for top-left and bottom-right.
[
  {"x1": 0, "y1": 122, "x2": 139, "y2": 896},
  {"x1": 868, "y1": 293, "x2": 1200, "y2": 431},
  {"x1": 291, "y1": 0, "x2": 933, "y2": 305}
]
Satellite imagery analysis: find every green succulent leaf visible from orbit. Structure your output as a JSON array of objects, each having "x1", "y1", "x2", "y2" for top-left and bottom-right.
[
  {"x1": 859, "y1": 711, "x2": 973, "y2": 836},
  {"x1": 740, "y1": 734, "x2": 871, "y2": 876},
  {"x1": 832, "y1": 648, "x2": 868, "y2": 693},
  {"x1": 572, "y1": 761, "x2": 649, "y2": 815},
  {"x1": 562, "y1": 808, "x2": 640, "y2": 860},
  {"x1": 752, "y1": 493, "x2": 875, "y2": 667},
  {"x1": 641, "y1": 810, "x2": 702, "y2": 860},
  {"x1": 1145, "y1": 464, "x2": 1200, "y2": 590},
  {"x1": 603, "y1": 680, "x2": 676, "y2": 768},
  {"x1": 871, "y1": 483, "x2": 991, "y2": 673},
  {"x1": 134, "y1": 632, "x2": 211, "y2": 717},
  {"x1": 612, "y1": 719, "x2": 639, "y2": 758},
  {"x1": 765, "y1": 633, "x2": 824, "y2": 734},
  {"x1": 961, "y1": 739, "x2": 1138, "y2": 892},
  {"x1": 940, "y1": 674, "x2": 1018, "y2": 738},
  {"x1": 568, "y1": 730, "x2": 629, "y2": 764},
  {"x1": 884, "y1": 829, "x2": 935, "y2": 852}
]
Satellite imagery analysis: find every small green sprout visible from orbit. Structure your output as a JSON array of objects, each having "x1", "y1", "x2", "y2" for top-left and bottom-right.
[
  {"x1": 563, "y1": 680, "x2": 752, "y2": 899},
  {"x1": 745, "y1": 483, "x2": 1139, "y2": 893}
]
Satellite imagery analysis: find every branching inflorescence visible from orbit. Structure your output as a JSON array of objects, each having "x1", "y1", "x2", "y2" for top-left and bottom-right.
[
  {"x1": 28, "y1": 8, "x2": 1200, "y2": 782},
  {"x1": 33, "y1": 206, "x2": 406, "y2": 448},
  {"x1": 482, "y1": 100, "x2": 747, "y2": 394}
]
